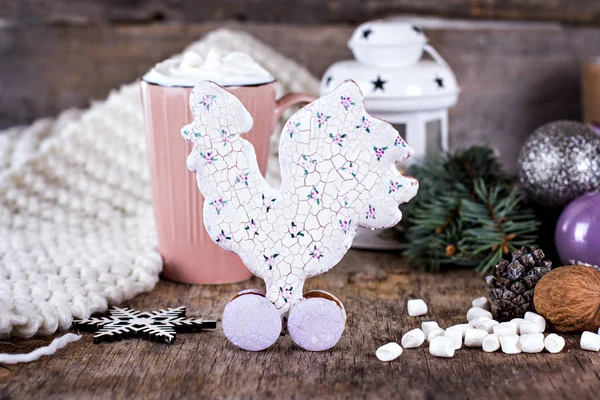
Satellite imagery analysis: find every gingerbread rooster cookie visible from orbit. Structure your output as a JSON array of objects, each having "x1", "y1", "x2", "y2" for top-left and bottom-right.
[{"x1": 181, "y1": 80, "x2": 418, "y2": 351}]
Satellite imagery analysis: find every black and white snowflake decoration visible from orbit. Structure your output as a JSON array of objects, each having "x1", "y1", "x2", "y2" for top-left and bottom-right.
[{"x1": 72, "y1": 307, "x2": 217, "y2": 344}]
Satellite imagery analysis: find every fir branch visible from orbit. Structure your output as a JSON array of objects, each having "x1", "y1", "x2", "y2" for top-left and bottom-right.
[
  {"x1": 460, "y1": 180, "x2": 539, "y2": 273},
  {"x1": 400, "y1": 146, "x2": 539, "y2": 274}
]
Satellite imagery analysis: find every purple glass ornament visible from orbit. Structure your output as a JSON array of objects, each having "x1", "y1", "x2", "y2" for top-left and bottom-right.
[{"x1": 555, "y1": 192, "x2": 600, "y2": 266}]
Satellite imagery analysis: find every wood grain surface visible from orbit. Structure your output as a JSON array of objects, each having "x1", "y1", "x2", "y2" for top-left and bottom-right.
[
  {"x1": 1, "y1": 22, "x2": 600, "y2": 174},
  {"x1": 2, "y1": 0, "x2": 600, "y2": 25},
  {"x1": 1, "y1": 250, "x2": 598, "y2": 399}
]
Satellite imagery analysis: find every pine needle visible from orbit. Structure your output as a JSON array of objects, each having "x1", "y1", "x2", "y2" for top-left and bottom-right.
[{"x1": 401, "y1": 146, "x2": 539, "y2": 274}]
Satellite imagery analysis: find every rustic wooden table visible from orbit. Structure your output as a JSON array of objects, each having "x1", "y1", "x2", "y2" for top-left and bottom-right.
[{"x1": 1, "y1": 250, "x2": 598, "y2": 399}]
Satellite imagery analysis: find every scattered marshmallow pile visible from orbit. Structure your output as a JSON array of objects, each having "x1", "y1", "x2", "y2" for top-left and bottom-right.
[{"x1": 376, "y1": 296, "x2": 574, "y2": 361}]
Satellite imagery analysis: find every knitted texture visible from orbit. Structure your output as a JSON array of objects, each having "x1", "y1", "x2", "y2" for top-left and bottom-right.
[{"x1": 0, "y1": 29, "x2": 320, "y2": 338}]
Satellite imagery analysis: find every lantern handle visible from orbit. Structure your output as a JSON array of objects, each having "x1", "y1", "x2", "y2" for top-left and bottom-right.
[{"x1": 423, "y1": 44, "x2": 450, "y2": 69}]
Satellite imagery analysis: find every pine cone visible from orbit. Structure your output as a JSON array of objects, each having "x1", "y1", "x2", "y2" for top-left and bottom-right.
[{"x1": 486, "y1": 247, "x2": 553, "y2": 321}]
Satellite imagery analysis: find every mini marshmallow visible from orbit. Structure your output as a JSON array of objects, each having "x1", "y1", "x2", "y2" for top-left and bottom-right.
[
  {"x1": 401, "y1": 328, "x2": 426, "y2": 349},
  {"x1": 464, "y1": 329, "x2": 488, "y2": 347},
  {"x1": 444, "y1": 326, "x2": 463, "y2": 350},
  {"x1": 421, "y1": 321, "x2": 440, "y2": 336},
  {"x1": 519, "y1": 320, "x2": 543, "y2": 335},
  {"x1": 524, "y1": 311, "x2": 546, "y2": 333},
  {"x1": 499, "y1": 335, "x2": 522, "y2": 354},
  {"x1": 448, "y1": 323, "x2": 472, "y2": 338},
  {"x1": 520, "y1": 333, "x2": 545, "y2": 353},
  {"x1": 493, "y1": 322, "x2": 518, "y2": 337},
  {"x1": 468, "y1": 316, "x2": 491, "y2": 327},
  {"x1": 580, "y1": 331, "x2": 600, "y2": 352},
  {"x1": 482, "y1": 334, "x2": 500, "y2": 353},
  {"x1": 467, "y1": 307, "x2": 493, "y2": 322},
  {"x1": 427, "y1": 327, "x2": 445, "y2": 343},
  {"x1": 376, "y1": 342, "x2": 403, "y2": 361},
  {"x1": 544, "y1": 334, "x2": 565, "y2": 354},
  {"x1": 510, "y1": 318, "x2": 525, "y2": 334},
  {"x1": 472, "y1": 296, "x2": 491, "y2": 311},
  {"x1": 429, "y1": 336, "x2": 455, "y2": 358},
  {"x1": 476, "y1": 319, "x2": 499, "y2": 333},
  {"x1": 407, "y1": 299, "x2": 428, "y2": 317}
]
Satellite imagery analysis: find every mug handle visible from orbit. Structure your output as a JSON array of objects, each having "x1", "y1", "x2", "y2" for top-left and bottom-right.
[{"x1": 273, "y1": 93, "x2": 317, "y2": 125}]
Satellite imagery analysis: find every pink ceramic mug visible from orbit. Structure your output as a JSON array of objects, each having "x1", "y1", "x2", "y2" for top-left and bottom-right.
[{"x1": 141, "y1": 80, "x2": 315, "y2": 284}]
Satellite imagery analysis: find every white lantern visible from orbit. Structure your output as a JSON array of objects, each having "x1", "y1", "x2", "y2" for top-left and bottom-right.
[
  {"x1": 320, "y1": 20, "x2": 460, "y2": 165},
  {"x1": 320, "y1": 20, "x2": 460, "y2": 249}
]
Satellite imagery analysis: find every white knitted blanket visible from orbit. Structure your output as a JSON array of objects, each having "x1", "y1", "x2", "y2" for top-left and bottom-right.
[{"x1": 0, "y1": 29, "x2": 320, "y2": 338}]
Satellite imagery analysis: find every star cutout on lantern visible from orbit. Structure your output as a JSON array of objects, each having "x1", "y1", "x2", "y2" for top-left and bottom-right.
[
  {"x1": 372, "y1": 75, "x2": 387, "y2": 91},
  {"x1": 412, "y1": 25, "x2": 422, "y2": 34},
  {"x1": 362, "y1": 28, "x2": 373, "y2": 39},
  {"x1": 326, "y1": 76, "x2": 333, "y2": 87},
  {"x1": 435, "y1": 76, "x2": 444, "y2": 89},
  {"x1": 72, "y1": 306, "x2": 217, "y2": 344}
]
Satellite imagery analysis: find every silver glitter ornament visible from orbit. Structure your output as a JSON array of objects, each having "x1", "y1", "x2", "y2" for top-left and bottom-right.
[{"x1": 518, "y1": 121, "x2": 600, "y2": 207}]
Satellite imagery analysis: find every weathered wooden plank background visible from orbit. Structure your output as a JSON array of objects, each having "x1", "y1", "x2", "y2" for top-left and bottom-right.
[
  {"x1": 1, "y1": 3, "x2": 599, "y2": 398},
  {"x1": 2, "y1": 20, "x2": 600, "y2": 173},
  {"x1": 2, "y1": 252, "x2": 599, "y2": 400},
  {"x1": 3, "y1": 0, "x2": 600, "y2": 25},
  {"x1": 1, "y1": 1, "x2": 600, "y2": 174}
]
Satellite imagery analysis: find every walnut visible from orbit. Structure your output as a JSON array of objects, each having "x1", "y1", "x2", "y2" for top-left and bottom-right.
[{"x1": 533, "y1": 265, "x2": 600, "y2": 333}]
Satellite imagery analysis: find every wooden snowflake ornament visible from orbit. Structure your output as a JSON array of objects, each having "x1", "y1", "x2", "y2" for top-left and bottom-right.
[
  {"x1": 72, "y1": 307, "x2": 217, "y2": 344},
  {"x1": 182, "y1": 80, "x2": 418, "y2": 351}
]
